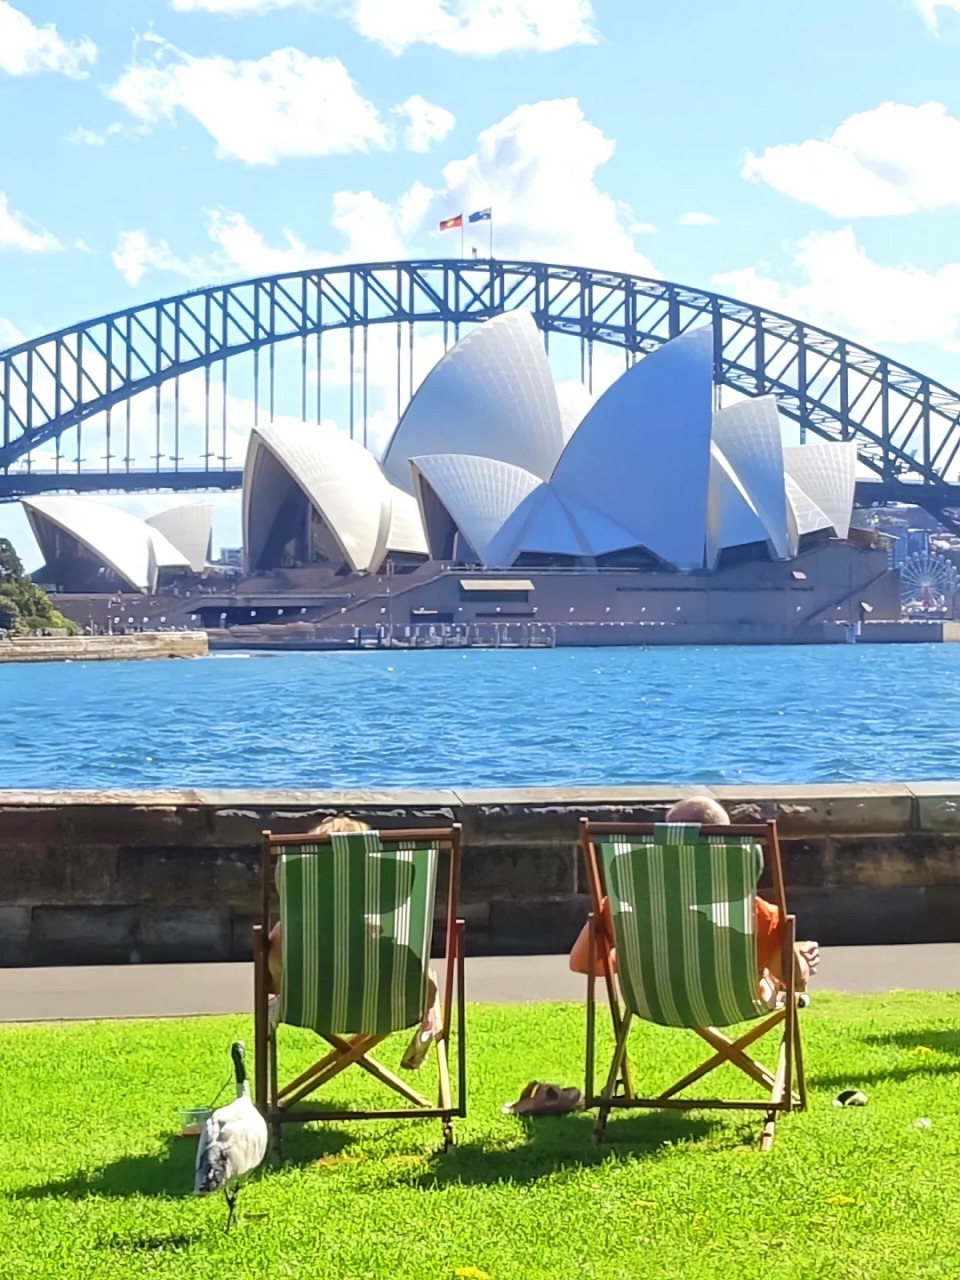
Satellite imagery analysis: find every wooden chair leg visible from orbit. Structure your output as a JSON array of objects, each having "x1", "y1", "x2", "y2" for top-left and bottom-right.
[
  {"x1": 794, "y1": 1005, "x2": 808, "y2": 1111},
  {"x1": 269, "y1": 1029, "x2": 282, "y2": 1162},
  {"x1": 277, "y1": 1041, "x2": 346, "y2": 1102},
  {"x1": 760, "y1": 1040, "x2": 789, "y2": 1152},
  {"x1": 456, "y1": 920, "x2": 467, "y2": 1121},
  {"x1": 253, "y1": 924, "x2": 268, "y2": 1119},
  {"x1": 595, "y1": 1010, "x2": 632, "y2": 1142},
  {"x1": 585, "y1": 914, "x2": 596, "y2": 1104}
]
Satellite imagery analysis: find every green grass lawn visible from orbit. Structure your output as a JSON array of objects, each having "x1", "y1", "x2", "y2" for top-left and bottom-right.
[{"x1": 2, "y1": 993, "x2": 960, "y2": 1280}]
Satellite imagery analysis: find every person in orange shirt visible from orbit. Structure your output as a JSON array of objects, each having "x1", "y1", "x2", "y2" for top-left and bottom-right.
[{"x1": 569, "y1": 797, "x2": 819, "y2": 1004}]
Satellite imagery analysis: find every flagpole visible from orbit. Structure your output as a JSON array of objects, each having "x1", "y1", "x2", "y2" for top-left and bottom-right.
[
  {"x1": 460, "y1": 221, "x2": 464, "y2": 259},
  {"x1": 489, "y1": 213, "x2": 493, "y2": 260}
]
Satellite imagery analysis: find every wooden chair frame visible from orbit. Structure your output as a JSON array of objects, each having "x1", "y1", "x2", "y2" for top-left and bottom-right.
[
  {"x1": 579, "y1": 817, "x2": 807, "y2": 1151},
  {"x1": 253, "y1": 824, "x2": 466, "y2": 1155}
]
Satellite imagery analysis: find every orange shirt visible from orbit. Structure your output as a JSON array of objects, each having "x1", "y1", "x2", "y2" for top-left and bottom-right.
[{"x1": 569, "y1": 895, "x2": 784, "y2": 978}]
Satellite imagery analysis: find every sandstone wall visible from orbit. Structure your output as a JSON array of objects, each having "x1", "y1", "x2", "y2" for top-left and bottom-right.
[
  {"x1": 2, "y1": 784, "x2": 960, "y2": 966},
  {"x1": 0, "y1": 632, "x2": 208, "y2": 664}
]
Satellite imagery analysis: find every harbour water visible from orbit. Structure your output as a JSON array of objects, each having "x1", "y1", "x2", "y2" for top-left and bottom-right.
[{"x1": 0, "y1": 644, "x2": 954, "y2": 791}]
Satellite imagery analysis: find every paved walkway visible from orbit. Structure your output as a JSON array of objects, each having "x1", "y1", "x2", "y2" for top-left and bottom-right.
[{"x1": 1, "y1": 945, "x2": 959, "y2": 1022}]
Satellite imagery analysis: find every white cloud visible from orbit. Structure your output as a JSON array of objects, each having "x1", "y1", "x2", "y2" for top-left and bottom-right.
[
  {"x1": 113, "y1": 230, "x2": 204, "y2": 285},
  {"x1": 394, "y1": 95, "x2": 456, "y2": 153},
  {"x1": 171, "y1": 0, "x2": 309, "y2": 10},
  {"x1": 68, "y1": 126, "x2": 105, "y2": 148},
  {"x1": 715, "y1": 226, "x2": 960, "y2": 351},
  {"x1": 114, "y1": 184, "x2": 409, "y2": 286},
  {"x1": 0, "y1": 316, "x2": 24, "y2": 349},
  {"x1": 107, "y1": 38, "x2": 390, "y2": 164},
  {"x1": 348, "y1": 0, "x2": 596, "y2": 55},
  {"x1": 113, "y1": 97, "x2": 657, "y2": 288},
  {"x1": 676, "y1": 211, "x2": 718, "y2": 226},
  {"x1": 0, "y1": 193, "x2": 60, "y2": 254},
  {"x1": 743, "y1": 101, "x2": 960, "y2": 218},
  {"x1": 916, "y1": 0, "x2": 960, "y2": 31},
  {"x1": 204, "y1": 191, "x2": 407, "y2": 274},
  {"x1": 432, "y1": 98, "x2": 657, "y2": 274},
  {"x1": 0, "y1": 2, "x2": 96, "y2": 77}
]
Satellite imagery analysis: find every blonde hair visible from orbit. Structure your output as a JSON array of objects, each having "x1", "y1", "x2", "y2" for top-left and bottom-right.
[
  {"x1": 307, "y1": 815, "x2": 370, "y2": 835},
  {"x1": 274, "y1": 815, "x2": 372, "y2": 888},
  {"x1": 666, "y1": 796, "x2": 730, "y2": 825}
]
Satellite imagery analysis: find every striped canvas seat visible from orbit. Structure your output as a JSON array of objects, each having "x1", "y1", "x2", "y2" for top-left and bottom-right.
[
  {"x1": 598, "y1": 823, "x2": 768, "y2": 1029},
  {"x1": 278, "y1": 829, "x2": 439, "y2": 1036}
]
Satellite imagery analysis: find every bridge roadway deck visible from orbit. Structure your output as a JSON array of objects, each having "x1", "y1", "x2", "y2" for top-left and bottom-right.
[{"x1": 1, "y1": 946, "x2": 958, "y2": 1023}]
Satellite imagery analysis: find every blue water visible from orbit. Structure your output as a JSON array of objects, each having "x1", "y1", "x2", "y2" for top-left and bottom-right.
[{"x1": 0, "y1": 645, "x2": 956, "y2": 790}]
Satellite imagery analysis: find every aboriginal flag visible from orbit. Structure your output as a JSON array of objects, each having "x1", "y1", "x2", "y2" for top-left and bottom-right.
[{"x1": 439, "y1": 214, "x2": 463, "y2": 231}]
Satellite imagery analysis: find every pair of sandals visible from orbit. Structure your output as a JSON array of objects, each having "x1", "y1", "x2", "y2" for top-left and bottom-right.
[{"x1": 502, "y1": 1081, "x2": 583, "y2": 1117}]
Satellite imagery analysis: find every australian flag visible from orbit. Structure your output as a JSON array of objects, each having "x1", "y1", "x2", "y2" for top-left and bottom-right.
[{"x1": 468, "y1": 208, "x2": 492, "y2": 223}]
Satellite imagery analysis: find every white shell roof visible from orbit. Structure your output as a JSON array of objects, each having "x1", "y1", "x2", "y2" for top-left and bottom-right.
[
  {"x1": 784, "y1": 473, "x2": 834, "y2": 553},
  {"x1": 381, "y1": 310, "x2": 565, "y2": 494},
  {"x1": 385, "y1": 486, "x2": 428, "y2": 556},
  {"x1": 145, "y1": 503, "x2": 212, "y2": 573},
  {"x1": 490, "y1": 484, "x2": 593, "y2": 563},
  {"x1": 711, "y1": 396, "x2": 790, "y2": 559},
  {"x1": 22, "y1": 495, "x2": 188, "y2": 593},
  {"x1": 782, "y1": 441, "x2": 858, "y2": 540},
  {"x1": 244, "y1": 423, "x2": 392, "y2": 574},
  {"x1": 556, "y1": 380, "x2": 595, "y2": 446},
  {"x1": 411, "y1": 453, "x2": 542, "y2": 566},
  {"x1": 706, "y1": 443, "x2": 770, "y2": 568},
  {"x1": 551, "y1": 326, "x2": 715, "y2": 569}
]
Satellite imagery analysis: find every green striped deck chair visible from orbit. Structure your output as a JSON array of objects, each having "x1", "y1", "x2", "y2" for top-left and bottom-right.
[
  {"x1": 253, "y1": 825, "x2": 466, "y2": 1154},
  {"x1": 579, "y1": 818, "x2": 806, "y2": 1151}
]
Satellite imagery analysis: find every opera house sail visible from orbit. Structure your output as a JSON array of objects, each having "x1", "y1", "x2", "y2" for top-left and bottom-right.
[
  {"x1": 21, "y1": 313, "x2": 900, "y2": 644},
  {"x1": 23, "y1": 497, "x2": 213, "y2": 594}
]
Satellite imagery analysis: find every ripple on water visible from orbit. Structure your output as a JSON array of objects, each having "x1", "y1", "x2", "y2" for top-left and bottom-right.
[{"x1": 0, "y1": 644, "x2": 957, "y2": 788}]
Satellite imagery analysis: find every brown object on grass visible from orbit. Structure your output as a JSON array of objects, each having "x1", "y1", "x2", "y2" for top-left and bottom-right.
[{"x1": 503, "y1": 1082, "x2": 583, "y2": 1117}]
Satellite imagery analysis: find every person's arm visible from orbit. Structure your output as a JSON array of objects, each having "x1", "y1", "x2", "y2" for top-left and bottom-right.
[{"x1": 569, "y1": 898, "x2": 612, "y2": 975}]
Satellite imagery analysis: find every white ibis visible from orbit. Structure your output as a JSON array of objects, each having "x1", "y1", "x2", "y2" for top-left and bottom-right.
[{"x1": 194, "y1": 1041, "x2": 268, "y2": 1231}]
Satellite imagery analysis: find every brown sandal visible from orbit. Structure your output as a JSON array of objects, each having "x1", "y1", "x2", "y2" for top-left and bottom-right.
[{"x1": 502, "y1": 1081, "x2": 583, "y2": 1117}]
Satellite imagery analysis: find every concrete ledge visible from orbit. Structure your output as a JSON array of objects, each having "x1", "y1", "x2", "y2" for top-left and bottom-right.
[
  {"x1": 4, "y1": 783, "x2": 960, "y2": 964},
  {"x1": 0, "y1": 632, "x2": 208, "y2": 663}
]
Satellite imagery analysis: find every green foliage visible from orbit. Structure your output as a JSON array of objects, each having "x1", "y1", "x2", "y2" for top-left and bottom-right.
[
  {"x1": 1, "y1": 994, "x2": 959, "y2": 1279},
  {"x1": 0, "y1": 538, "x2": 79, "y2": 636},
  {"x1": 0, "y1": 537, "x2": 23, "y2": 579}
]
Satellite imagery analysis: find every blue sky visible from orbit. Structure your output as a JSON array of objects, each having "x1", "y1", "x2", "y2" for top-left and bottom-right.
[{"x1": 3, "y1": 0, "x2": 960, "y2": 561}]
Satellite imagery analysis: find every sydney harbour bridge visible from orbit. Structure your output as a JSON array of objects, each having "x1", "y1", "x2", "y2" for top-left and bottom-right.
[{"x1": 2, "y1": 257, "x2": 959, "y2": 532}]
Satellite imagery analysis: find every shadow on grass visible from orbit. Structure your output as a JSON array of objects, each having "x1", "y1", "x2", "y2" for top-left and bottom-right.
[
  {"x1": 812, "y1": 1027, "x2": 960, "y2": 1089},
  {"x1": 390, "y1": 1110, "x2": 719, "y2": 1189},
  {"x1": 11, "y1": 1125, "x2": 353, "y2": 1202}
]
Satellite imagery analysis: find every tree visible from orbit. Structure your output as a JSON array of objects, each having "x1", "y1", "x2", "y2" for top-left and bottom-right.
[
  {"x1": 0, "y1": 538, "x2": 23, "y2": 579},
  {"x1": 0, "y1": 538, "x2": 79, "y2": 636}
]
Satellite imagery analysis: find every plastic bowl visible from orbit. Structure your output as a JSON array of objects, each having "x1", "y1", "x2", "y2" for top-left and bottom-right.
[{"x1": 180, "y1": 1106, "x2": 213, "y2": 1137}]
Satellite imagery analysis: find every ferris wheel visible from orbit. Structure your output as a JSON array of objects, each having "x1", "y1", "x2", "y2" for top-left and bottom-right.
[{"x1": 900, "y1": 550, "x2": 959, "y2": 611}]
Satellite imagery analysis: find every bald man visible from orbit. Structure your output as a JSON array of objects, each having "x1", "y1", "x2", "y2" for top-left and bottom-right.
[{"x1": 570, "y1": 796, "x2": 819, "y2": 1004}]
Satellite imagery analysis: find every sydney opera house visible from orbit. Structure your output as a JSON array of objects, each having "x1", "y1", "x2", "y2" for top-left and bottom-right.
[
  {"x1": 26, "y1": 312, "x2": 900, "y2": 644},
  {"x1": 24, "y1": 496, "x2": 213, "y2": 594}
]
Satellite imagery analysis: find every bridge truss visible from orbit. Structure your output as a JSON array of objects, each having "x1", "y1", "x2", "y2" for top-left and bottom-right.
[{"x1": 2, "y1": 258, "x2": 959, "y2": 528}]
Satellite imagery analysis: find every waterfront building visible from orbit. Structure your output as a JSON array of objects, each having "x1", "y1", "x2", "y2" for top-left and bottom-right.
[
  {"x1": 20, "y1": 318, "x2": 898, "y2": 643},
  {"x1": 23, "y1": 497, "x2": 213, "y2": 593}
]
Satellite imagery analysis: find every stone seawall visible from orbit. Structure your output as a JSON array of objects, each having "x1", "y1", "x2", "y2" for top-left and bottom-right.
[
  {"x1": 2, "y1": 784, "x2": 960, "y2": 967},
  {"x1": 0, "y1": 632, "x2": 208, "y2": 663}
]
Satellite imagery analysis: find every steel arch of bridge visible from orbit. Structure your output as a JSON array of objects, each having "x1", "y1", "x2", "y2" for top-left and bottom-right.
[{"x1": 2, "y1": 258, "x2": 960, "y2": 524}]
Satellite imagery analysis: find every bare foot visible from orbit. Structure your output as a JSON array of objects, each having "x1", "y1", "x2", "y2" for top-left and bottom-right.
[
  {"x1": 799, "y1": 940, "x2": 820, "y2": 974},
  {"x1": 400, "y1": 971, "x2": 441, "y2": 1071}
]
